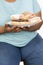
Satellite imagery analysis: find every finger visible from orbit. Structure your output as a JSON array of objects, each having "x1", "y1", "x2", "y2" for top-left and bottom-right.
[{"x1": 15, "y1": 27, "x2": 22, "y2": 32}]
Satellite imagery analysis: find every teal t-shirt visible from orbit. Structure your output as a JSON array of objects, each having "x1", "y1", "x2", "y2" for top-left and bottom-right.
[{"x1": 0, "y1": 0, "x2": 41, "y2": 47}]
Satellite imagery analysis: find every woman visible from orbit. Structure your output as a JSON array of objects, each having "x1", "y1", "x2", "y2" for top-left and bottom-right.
[{"x1": 0, "y1": 0, "x2": 43, "y2": 65}]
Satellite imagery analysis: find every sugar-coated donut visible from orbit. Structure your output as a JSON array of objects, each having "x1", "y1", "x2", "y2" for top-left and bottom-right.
[{"x1": 7, "y1": 12, "x2": 42, "y2": 28}]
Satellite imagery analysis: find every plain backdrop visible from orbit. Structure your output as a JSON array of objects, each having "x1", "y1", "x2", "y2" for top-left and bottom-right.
[{"x1": 37, "y1": 0, "x2": 43, "y2": 38}]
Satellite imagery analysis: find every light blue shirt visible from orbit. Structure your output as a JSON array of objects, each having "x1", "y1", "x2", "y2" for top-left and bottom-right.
[{"x1": 0, "y1": 0, "x2": 41, "y2": 47}]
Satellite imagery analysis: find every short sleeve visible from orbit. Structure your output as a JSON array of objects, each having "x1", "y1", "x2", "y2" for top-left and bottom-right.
[{"x1": 33, "y1": 0, "x2": 41, "y2": 13}]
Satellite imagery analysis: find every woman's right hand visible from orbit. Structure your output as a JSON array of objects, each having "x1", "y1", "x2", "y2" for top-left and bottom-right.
[
  {"x1": 5, "y1": 24, "x2": 22, "y2": 32},
  {"x1": 0, "y1": 24, "x2": 22, "y2": 34}
]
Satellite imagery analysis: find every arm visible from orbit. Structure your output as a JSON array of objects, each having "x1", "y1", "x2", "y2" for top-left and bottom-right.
[
  {"x1": 0, "y1": 24, "x2": 22, "y2": 34},
  {"x1": 0, "y1": 25, "x2": 17, "y2": 34},
  {"x1": 23, "y1": 11, "x2": 43, "y2": 31},
  {"x1": 35, "y1": 11, "x2": 42, "y2": 19}
]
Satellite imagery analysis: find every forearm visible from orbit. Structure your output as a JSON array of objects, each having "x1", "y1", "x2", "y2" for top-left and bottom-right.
[
  {"x1": 0, "y1": 25, "x2": 12, "y2": 34},
  {"x1": 35, "y1": 11, "x2": 42, "y2": 19},
  {"x1": 0, "y1": 26, "x2": 5, "y2": 34}
]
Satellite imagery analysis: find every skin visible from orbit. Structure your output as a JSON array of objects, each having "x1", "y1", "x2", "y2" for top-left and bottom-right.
[{"x1": 35, "y1": 11, "x2": 42, "y2": 19}]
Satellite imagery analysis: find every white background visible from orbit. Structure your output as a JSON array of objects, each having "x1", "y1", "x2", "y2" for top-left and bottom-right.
[
  {"x1": 37, "y1": 0, "x2": 43, "y2": 38},
  {"x1": 20, "y1": 0, "x2": 43, "y2": 65}
]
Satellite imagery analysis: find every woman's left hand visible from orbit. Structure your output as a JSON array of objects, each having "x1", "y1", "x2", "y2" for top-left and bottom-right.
[{"x1": 22, "y1": 20, "x2": 43, "y2": 32}]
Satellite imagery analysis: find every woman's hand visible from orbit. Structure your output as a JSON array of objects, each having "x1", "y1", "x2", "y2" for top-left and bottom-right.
[
  {"x1": 22, "y1": 11, "x2": 43, "y2": 32},
  {"x1": 22, "y1": 21, "x2": 43, "y2": 31},
  {"x1": 5, "y1": 24, "x2": 22, "y2": 32},
  {"x1": 0, "y1": 26, "x2": 5, "y2": 34}
]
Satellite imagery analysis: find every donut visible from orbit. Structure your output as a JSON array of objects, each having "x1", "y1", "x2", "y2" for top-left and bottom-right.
[{"x1": 7, "y1": 12, "x2": 42, "y2": 28}]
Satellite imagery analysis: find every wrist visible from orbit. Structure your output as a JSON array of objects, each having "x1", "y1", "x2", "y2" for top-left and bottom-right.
[
  {"x1": 4, "y1": 27, "x2": 7, "y2": 32},
  {"x1": 0, "y1": 26, "x2": 6, "y2": 34}
]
